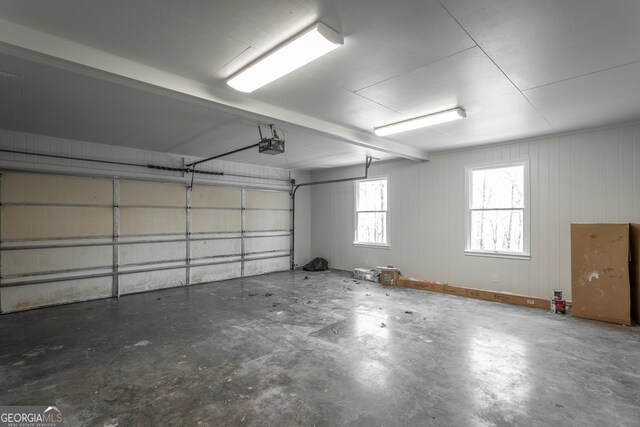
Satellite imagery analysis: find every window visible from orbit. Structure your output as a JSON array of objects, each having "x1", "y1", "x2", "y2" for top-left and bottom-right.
[
  {"x1": 465, "y1": 161, "x2": 529, "y2": 258},
  {"x1": 355, "y1": 178, "x2": 388, "y2": 246}
]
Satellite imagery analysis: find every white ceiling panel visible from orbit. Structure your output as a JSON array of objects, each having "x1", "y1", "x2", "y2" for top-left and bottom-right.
[
  {"x1": 2, "y1": 1, "x2": 640, "y2": 170},
  {"x1": 150, "y1": 0, "x2": 321, "y2": 61},
  {"x1": 171, "y1": 120, "x2": 261, "y2": 158},
  {"x1": 524, "y1": 60, "x2": 640, "y2": 132},
  {"x1": 249, "y1": 69, "x2": 404, "y2": 131},
  {"x1": 357, "y1": 47, "x2": 552, "y2": 148},
  {"x1": 289, "y1": 0, "x2": 475, "y2": 92},
  {"x1": 0, "y1": 51, "x2": 239, "y2": 152},
  {"x1": 441, "y1": 0, "x2": 640, "y2": 90},
  {"x1": 358, "y1": 47, "x2": 526, "y2": 117},
  {"x1": 386, "y1": 129, "x2": 464, "y2": 152},
  {"x1": 0, "y1": 0, "x2": 248, "y2": 81}
]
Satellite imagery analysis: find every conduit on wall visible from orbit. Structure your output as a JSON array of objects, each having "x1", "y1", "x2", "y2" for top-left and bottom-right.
[{"x1": 289, "y1": 156, "x2": 373, "y2": 270}]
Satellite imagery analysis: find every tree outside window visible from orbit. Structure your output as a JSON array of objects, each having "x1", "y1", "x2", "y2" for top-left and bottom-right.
[
  {"x1": 466, "y1": 162, "x2": 529, "y2": 257},
  {"x1": 355, "y1": 178, "x2": 388, "y2": 245}
]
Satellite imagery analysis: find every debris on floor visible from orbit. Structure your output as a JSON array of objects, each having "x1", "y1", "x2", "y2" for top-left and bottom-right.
[
  {"x1": 248, "y1": 292, "x2": 259, "y2": 297},
  {"x1": 265, "y1": 293, "x2": 273, "y2": 297},
  {"x1": 354, "y1": 267, "x2": 379, "y2": 282},
  {"x1": 378, "y1": 266, "x2": 401, "y2": 286},
  {"x1": 303, "y1": 257, "x2": 328, "y2": 271},
  {"x1": 332, "y1": 328, "x2": 338, "y2": 335},
  {"x1": 304, "y1": 276, "x2": 309, "y2": 280},
  {"x1": 405, "y1": 310, "x2": 413, "y2": 314},
  {"x1": 380, "y1": 322, "x2": 387, "y2": 328}
]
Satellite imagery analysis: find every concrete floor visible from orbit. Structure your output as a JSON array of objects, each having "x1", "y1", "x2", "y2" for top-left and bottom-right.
[{"x1": 1, "y1": 270, "x2": 640, "y2": 426}]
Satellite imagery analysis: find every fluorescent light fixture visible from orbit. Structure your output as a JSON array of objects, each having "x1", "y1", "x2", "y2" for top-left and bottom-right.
[
  {"x1": 227, "y1": 22, "x2": 343, "y2": 93},
  {"x1": 374, "y1": 108, "x2": 466, "y2": 136}
]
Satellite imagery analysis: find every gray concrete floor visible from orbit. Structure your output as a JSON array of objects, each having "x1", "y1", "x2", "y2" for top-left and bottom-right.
[{"x1": 1, "y1": 270, "x2": 640, "y2": 426}]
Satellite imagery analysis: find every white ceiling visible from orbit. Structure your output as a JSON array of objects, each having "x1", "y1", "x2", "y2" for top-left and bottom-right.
[{"x1": 1, "y1": 0, "x2": 640, "y2": 170}]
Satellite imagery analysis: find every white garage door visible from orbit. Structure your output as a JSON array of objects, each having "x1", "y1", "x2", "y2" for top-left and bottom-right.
[{"x1": 0, "y1": 172, "x2": 291, "y2": 313}]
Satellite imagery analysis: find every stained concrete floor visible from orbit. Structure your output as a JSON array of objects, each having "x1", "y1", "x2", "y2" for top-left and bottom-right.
[{"x1": 1, "y1": 270, "x2": 640, "y2": 426}]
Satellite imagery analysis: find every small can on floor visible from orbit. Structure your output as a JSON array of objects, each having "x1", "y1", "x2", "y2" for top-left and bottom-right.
[{"x1": 551, "y1": 289, "x2": 566, "y2": 314}]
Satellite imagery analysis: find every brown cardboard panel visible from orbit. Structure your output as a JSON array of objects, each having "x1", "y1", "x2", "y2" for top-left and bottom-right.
[
  {"x1": 396, "y1": 277, "x2": 550, "y2": 309},
  {"x1": 571, "y1": 223, "x2": 630, "y2": 326},
  {"x1": 630, "y1": 224, "x2": 640, "y2": 324}
]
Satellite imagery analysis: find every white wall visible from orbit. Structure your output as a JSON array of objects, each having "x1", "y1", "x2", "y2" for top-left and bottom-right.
[{"x1": 310, "y1": 123, "x2": 640, "y2": 299}]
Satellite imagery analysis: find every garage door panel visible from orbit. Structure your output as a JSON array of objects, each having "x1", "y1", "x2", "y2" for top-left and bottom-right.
[
  {"x1": 2, "y1": 206, "x2": 113, "y2": 239},
  {"x1": 1, "y1": 172, "x2": 112, "y2": 205},
  {"x1": 119, "y1": 268, "x2": 187, "y2": 295},
  {"x1": 192, "y1": 210, "x2": 241, "y2": 233},
  {"x1": 244, "y1": 210, "x2": 289, "y2": 231},
  {"x1": 244, "y1": 256, "x2": 290, "y2": 276},
  {"x1": 120, "y1": 207, "x2": 186, "y2": 235},
  {"x1": 244, "y1": 190, "x2": 289, "y2": 209},
  {"x1": 119, "y1": 181, "x2": 185, "y2": 207},
  {"x1": 244, "y1": 235, "x2": 290, "y2": 254},
  {"x1": 191, "y1": 239, "x2": 241, "y2": 259},
  {"x1": 2, "y1": 246, "x2": 112, "y2": 277},
  {"x1": 1, "y1": 277, "x2": 112, "y2": 313},
  {"x1": 120, "y1": 241, "x2": 186, "y2": 265},
  {"x1": 192, "y1": 186, "x2": 241, "y2": 208},
  {"x1": 1, "y1": 172, "x2": 291, "y2": 313},
  {"x1": 190, "y1": 263, "x2": 241, "y2": 285}
]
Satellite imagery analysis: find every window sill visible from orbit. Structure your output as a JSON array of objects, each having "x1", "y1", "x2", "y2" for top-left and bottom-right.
[
  {"x1": 464, "y1": 250, "x2": 531, "y2": 260},
  {"x1": 353, "y1": 242, "x2": 390, "y2": 249}
]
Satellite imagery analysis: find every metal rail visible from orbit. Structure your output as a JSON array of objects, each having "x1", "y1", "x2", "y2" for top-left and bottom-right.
[
  {"x1": 0, "y1": 252, "x2": 290, "y2": 288},
  {"x1": 0, "y1": 147, "x2": 291, "y2": 184},
  {"x1": 289, "y1": 156, "x2": 373, "y2": 270}
]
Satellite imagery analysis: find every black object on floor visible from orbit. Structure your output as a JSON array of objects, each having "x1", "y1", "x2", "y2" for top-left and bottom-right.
[{"x1": 303, "y1": 257, "x2": 328, "y2": 271}]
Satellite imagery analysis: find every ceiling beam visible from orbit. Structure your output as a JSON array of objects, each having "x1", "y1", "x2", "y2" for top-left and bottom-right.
[{"x1": 0, "y1": 18, "x2": 430, "y2": 161}]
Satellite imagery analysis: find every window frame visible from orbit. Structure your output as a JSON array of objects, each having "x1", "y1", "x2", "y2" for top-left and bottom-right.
[
  {"x1": 464, "y1": 160, "x2": 530, "y2": 260},
  {"x1": 353, "y1": 176, "x2": 390, "y2": 249}
]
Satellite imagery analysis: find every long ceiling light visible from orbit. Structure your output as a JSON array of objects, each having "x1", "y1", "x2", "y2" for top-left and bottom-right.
[
  {"x1": 227, "y1": 22, "x2": 343, "y2": 93},
  {"x1": 374, "y1": 108, "x2": 466, "y2": 136}
]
